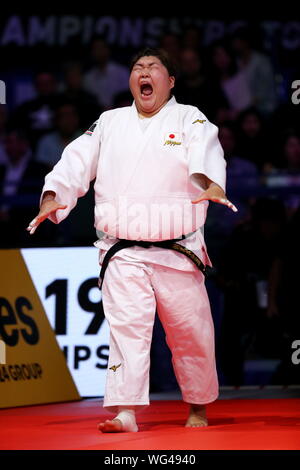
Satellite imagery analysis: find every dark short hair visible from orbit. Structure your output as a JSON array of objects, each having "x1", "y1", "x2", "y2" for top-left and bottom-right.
[{"x1": 130, "y1": 48, "x2": 177, "y2": 78}]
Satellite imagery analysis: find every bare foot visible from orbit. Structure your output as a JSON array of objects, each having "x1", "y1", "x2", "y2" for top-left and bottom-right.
[
  {"x1": 185, "y1": 404, "x2": 208, "y2": 428},
  {"x1": 98, "y1": 418, "x2": 123, "y2": 433}
]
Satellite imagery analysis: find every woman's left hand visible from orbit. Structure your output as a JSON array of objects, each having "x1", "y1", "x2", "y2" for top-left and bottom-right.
[{"x1": 191, "y1": 184, "x2": 238, "y2": 212}]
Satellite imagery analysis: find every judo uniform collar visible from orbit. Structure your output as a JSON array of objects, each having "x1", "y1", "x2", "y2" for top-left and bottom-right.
[{"x1": 132, "y1": 95, "x2": 177, "y2": 120}]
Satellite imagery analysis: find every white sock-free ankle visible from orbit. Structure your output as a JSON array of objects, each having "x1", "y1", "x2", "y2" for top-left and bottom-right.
[{"x1": 115, "y1": 406, "x2": 138, "y2": 432}]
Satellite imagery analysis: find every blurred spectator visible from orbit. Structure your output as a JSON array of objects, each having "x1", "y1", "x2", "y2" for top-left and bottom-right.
[
  {"x1": 269, "y1": 91, "x2": 300, "y2": 138},
  {"x1": 269, "y1": 206, "x2": 300, "y2": 384},
  {"x1": 175, "y1": 47, "x2": 229, "y2": 121},
  {"x1": 35, "y1": 101, "x2": 81, "y2": 169},
  {"x1": 231, "y1": 27, "x2": 278, "y2": 116},
  {"x1": 181, "y1": 25, "x2": 202, "y2": 52},
  {"x1": 0, "y1": 129, "x2": 50, "y2": 247},
  {"x1": 204, "y1": 123, "x2": 258, "y2": 258},
  {"x1": 219, "y1": 122, "x2": 258, "y2": 181},
  {"x1": 10, "y1": 71, "x2": 61, "y2": 150},
  {"x1": 59, "y1": 61, "x2": 101, "y2": 129},
  {"x1": 0, "y1": 105, "x2": 7, "y2": 164},
  {"x1": 235, "y1": 107, "x2": 269, "y2": 171},
  {"x1": 83, "y1": 36, "x2": 130, "y2": 109},
  {"x1": 159, "y1": 33, "x2": 181, "y2": 68},
  {"x1": 264, "y1": 133, "x2": 300, "y2": 216},
  {"x1": 210, "y1": 40, "x2": 252, "y2": 118},
  {"x1": 216, "y1": 197, "x2": 287, "y2": 385},
  {"x1": 281, "y1": 133, "x2": 300, "y2": 171},
  {"x1": 219, "y1": 122, "x2": 259, "y2": 218}
]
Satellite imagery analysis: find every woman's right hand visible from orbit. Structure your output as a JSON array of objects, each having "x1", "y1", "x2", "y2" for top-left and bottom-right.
[{"x1": 26, "y1": 192, "x2": 67, "y2": 234}]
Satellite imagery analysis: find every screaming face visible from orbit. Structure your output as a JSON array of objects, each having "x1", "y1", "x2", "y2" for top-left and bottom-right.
[{"x1": 129, "y1": 55, "x2": 175, "y2": 117}]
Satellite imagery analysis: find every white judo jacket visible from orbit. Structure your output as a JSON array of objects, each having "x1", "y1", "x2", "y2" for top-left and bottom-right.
[{"x1": 41, "y1": 96, "x2": 226, "y2": 268}]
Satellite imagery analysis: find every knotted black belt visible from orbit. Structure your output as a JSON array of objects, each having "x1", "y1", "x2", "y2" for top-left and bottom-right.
[{"x1": 98, "y1": 236, "x2": 212, "y2": 289}]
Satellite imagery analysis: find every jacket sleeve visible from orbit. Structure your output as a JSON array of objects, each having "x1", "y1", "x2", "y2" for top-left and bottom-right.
[
  {"x1": 39, "y1": 116, "x2": 102, "y2": 224},
  {"x1": 185, "y1": 107, "x2": 227, "y2": 193}
]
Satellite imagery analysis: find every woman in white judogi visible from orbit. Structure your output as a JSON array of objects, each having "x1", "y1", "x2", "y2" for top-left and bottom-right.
[{"x1": 27, "y1": 48, "x2": 237, "y2": 433}]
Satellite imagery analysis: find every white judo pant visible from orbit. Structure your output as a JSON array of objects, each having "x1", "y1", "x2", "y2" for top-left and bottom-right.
[{"x1": 100, "y1": 246, "x2": 219, "y2": 414}]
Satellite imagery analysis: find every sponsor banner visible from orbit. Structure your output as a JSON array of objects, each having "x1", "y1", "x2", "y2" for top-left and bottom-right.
[
  {"x1": 0, "y1": 249, "x2": 80, "y2": 408},
  {"x1": 21, "y1": 246, "x2": 110, "y2": 397}
]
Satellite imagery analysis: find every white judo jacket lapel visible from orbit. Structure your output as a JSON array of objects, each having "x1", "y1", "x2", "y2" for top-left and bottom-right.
[{"x1": 118, "y1": 96, "x2": 177, "y2": 195}]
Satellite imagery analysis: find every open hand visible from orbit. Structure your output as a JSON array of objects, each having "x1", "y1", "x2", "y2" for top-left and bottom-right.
[
  {"x1": 191, "y1": 184, "x2": 238, "y2": 212},
  {"x1": 26, "y1": 200, "x2": 67, "y2": 234}
]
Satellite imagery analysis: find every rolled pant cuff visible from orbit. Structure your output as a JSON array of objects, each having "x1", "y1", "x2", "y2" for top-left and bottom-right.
[
  {"x1": 182, "y1": 392, "x2": 219, "y2": 405},
  {"x1": 103, "y1": 401, "x2": 150, "y2": 414}
]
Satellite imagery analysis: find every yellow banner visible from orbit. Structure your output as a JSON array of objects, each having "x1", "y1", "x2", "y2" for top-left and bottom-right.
[{"x1": 0, "y1": 249, "x2": 81, "y2": 408}]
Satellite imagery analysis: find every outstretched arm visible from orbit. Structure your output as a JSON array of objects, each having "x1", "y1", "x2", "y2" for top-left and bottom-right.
[
  {"x1": 186, "y1": 108, "x2": 238, "y2": 213},
  {"x1": 26, "y1": 117, "x2": 102, "y2": 234}
]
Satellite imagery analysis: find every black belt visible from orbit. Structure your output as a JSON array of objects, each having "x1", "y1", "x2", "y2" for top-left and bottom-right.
[{"x1": 98, "y1": 236, "x2": 211, "y2": 289}]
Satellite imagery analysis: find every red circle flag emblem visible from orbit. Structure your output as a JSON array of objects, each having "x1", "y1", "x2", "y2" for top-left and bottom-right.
[{"x1": 169, "y1": 134, "x2": 175, "y2": 139}]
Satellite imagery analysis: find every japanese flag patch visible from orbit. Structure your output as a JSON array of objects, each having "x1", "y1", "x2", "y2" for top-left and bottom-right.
[{"x1": 164, "y1": 132, "x2": 182, "y2": 146}]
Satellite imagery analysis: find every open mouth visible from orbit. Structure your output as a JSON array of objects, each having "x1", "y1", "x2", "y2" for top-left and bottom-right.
[{"x1": 140, "y1": 83, "x2": 153, "y2": 97}]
